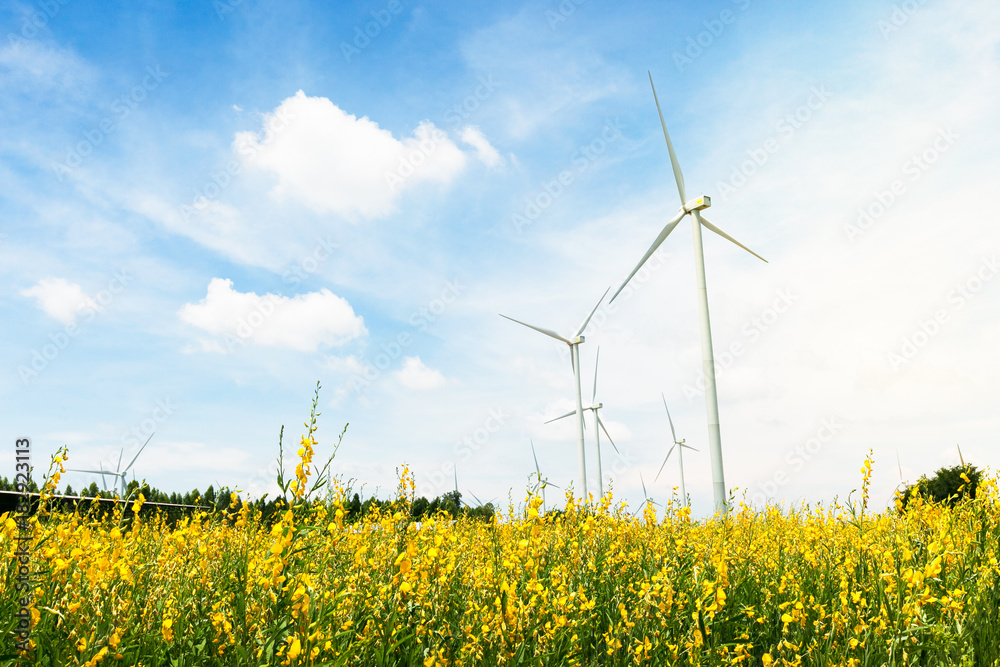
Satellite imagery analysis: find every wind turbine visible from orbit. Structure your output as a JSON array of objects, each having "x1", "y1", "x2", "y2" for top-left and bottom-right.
[
  {"x1": 895, "y1": 450, "x2": 907, "y2": 492},
  {"x1": 529, "y1": 439, "x2": 561, "y2": 512},
  {"x1": 633, "y1": 472, "x2": 662, "y2": 517},
  {"x1": 654, "y1": 395, "x2": 699, "y2": 507},
  {"x1": 67, "y1": 432, "x2": 154, "y2": 498},
  {"x1": 500, "y1": 287, "x2": 609, "y2": 500},
  {"x1": 467, "y1": 490, "x2": 497, "y2": 508},
  {"x1": 609, "y1": 72, "x2": 767, "y2": 514},
  {"x1": 545, "y1": 346, "x2": 618, "y2": 498}
]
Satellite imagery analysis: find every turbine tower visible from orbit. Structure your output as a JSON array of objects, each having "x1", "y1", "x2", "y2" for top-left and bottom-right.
[
  {"x1": 654, "y1": 395, "x2": 699, "y2": 507},
  {"x1": 545, "y1": 346, "x2": 617, "y2": 498},
  {"x1": 501, "y1": 287, "x2": 609, "y2": 500},
  {"x1": 610, "y1": 73, "x2": 767, "y2": 514}
]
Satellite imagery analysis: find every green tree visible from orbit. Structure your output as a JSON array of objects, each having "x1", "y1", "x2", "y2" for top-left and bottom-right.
[{"x1": 900, "y1": 463, "x2": 982, "y2": 510}]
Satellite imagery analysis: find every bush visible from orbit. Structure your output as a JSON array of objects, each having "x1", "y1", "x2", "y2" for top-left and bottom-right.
[{"x1": 900, "y1": 463, "x2": 982, "y2": 510}]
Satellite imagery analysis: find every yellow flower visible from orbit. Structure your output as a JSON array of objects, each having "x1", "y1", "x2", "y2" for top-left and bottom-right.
[{"x1": 286, "y1": 637, "x2": 301, "y2": 660}]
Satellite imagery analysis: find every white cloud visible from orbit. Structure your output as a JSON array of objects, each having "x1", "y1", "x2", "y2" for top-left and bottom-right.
[
  {"x1": 395, "y1": 356, "x2": 447, "y2": 390},
  {"x1": 20, "y1": 277, "x2": 97, "y2": 325},
  {"x1": 234, "y1": 91, "x2": 468, "y2": 218},
  {"x1": 460, "y1": 126, "x2": 504, "y2": 167},
  {"x1": 178, "y1": 278, "x2": 366, "y2": 352}
]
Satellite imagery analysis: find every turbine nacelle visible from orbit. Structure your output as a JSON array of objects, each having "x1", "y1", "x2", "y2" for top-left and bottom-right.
[{"x1": 682, "y1": 195, "x2": 711, "y2": 213}]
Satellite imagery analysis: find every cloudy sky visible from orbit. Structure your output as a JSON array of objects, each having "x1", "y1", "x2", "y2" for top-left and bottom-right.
[{"x1": 3, "y1": 0, "x2": 998, "y2": 516}]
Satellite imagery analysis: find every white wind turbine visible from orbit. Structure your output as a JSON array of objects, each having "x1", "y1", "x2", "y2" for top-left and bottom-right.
[
  {"x1": 633, "y1": 472, "x2": 662, "y2": 517},
  {"x1": 500, "y1": 287, "x2": 609, "y2": 500},
  {"x1": 67, "y1": 432, "x2": 154, "y2": 498},
  {"x1": 609, "y1": 72, "x2": 767, "y2": 514},
  {"x1": 529, "y1": 439, "x2": 561, "y2": 512},
  {"x1": 544, "y1": 346, "x2": 618, "y2": 498},
  {"x1": 654, "y1": 395, "x2": 699, "y2": 508}
]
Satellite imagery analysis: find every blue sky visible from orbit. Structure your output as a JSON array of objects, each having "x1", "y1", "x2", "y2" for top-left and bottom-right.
[{"x1": 3, "y1": 0, "x2": 998, "y2": 516}]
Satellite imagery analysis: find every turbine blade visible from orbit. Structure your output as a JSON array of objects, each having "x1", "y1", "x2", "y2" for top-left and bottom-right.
[
  {"x1": 543, "y1": 479, "x2": 561, "y2": 489},
  {"x1": 544, "y1": 409, "x2": 578, "y2": 424},
  {"x1": 499, "y1": 314, "x2": 571, "y2": 344},
  {"x1": 640, "y1": 472, "x2": 649, "y2": 500},
  {"x1": 597, "y1": 415, "x2": 618, "y2": 454},
  {"x1": 957, "y1": 443, "x2": 965, "y2": 467},
  {"x1": 123, "y1": 432, "x2": 154, "y2": 472},
  {"x1": 662, "y1": 393, "x2": 678, "y2": 442},
  {"x1": 697, "y1": 213, "x2": 768, "y2": 263},
  {"x1": 531, "y1": 440, "x2": 541, "y2": 475},
  {"x1": 649, "y1": 72, "x2": 687, "y2": 203},
  {"x1": 609, "y1": 209, "x2": 686, "y2": 304},
  {"x1": 592, "y1": 346, "x2": 600, "y2": 405},
  {"x1": 896, "y1": 450, "x2": 903, "y2": 481},
  {"x1": 654, "y1": 446, "x2": 675, "y2": 483},
  {"x1": 679, "y1": 443, "x2": 699, "y2": 452},
  {"x1": 117, "y1": 448, "x2": 123, "y2": 472},
  {"x1": 68, "y1": 469, "x2": 112, "y2": 476},
  {"x1": 574, "y1": 286, "x2": 611, "y2": 338}
]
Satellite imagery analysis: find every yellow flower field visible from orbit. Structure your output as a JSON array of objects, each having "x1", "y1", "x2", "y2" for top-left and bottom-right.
[{"x1": 3, "y1": 418, "x2": 999, "y2": 665}]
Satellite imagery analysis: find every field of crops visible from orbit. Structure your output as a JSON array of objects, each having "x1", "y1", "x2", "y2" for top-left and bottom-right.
[{"x1": 3, "y1": 430, "x2": 1000, "y2": 666}]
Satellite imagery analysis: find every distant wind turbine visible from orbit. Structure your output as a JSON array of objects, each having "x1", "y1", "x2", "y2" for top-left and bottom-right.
[
  {"x1": 467, "y1": 490, "x2": 497, "y2": 509},
  {"x1": 67, "y1": 432, "x2": 154, "y2": 498},
  {"x1": 609, "y1": 72, "x2": 767, "y2": 514},
  {"x1": 529, "y1": 439, "x2": 561, "y2": 512},
  {"x1": 654, "y1": 395, "x2": 698, "y2": 507},
  {"x1": 501, "y1": 287, "x2": 609, "y2": 499},
  {"x1": 545, "y1": 346, "x2": 618, "y2": 498},
  {"x1": 633, "y1": 472, "x2": 662, "y2": 517}
]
